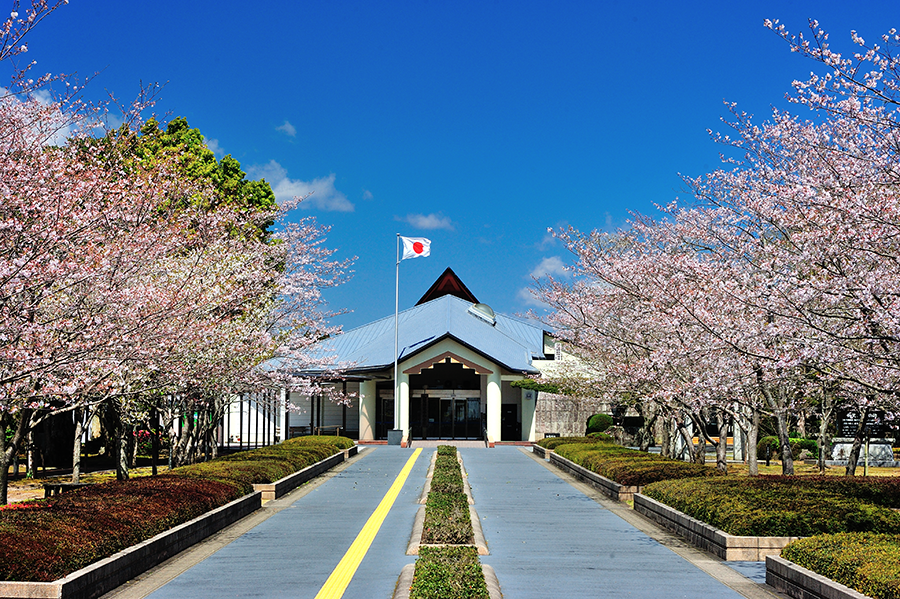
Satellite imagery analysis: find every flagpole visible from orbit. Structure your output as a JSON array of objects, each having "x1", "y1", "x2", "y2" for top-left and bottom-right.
[{"x1": 394, "y1": 233, "x2": 400, "y2": 439}]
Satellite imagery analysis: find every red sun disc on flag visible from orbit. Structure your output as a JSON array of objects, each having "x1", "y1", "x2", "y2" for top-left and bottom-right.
[{"x1": 413, "y1": 241, "x2": 424, "y2": 254}]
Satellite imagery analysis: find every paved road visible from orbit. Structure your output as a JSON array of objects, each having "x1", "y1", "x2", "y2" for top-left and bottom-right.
[
  {"x1": 106, "y1": 445, "x2": 780, "y2": 599},
  {"x1": 136, "y1": 447, "x2": 428, "y2": 599}
]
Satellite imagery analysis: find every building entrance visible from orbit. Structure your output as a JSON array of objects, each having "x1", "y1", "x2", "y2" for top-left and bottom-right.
[
  {"x1": 410, "y1": 395, "x2": 482, "y2": 439},
  {"x1": 408, "y1": 359, "x2": 483, "y2": 440}
]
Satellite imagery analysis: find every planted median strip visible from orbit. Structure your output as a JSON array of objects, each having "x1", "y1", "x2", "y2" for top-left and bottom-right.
[{"x1": 404, "y1": 446, "x2": 492, "y2": 599}]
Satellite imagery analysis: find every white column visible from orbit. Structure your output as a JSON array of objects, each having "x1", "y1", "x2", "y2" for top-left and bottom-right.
[
  {"x1": 399, "y1": 372, "x2": 410, "y2": 435},
  {"x1": 487, "y1": 371, "x2": 501, "y2": 441},
  {"x1": 521, "y1": 388, "x2": 536, "y2": 442},
  {"x1": 279, "y1": 388, "x2": 288, "y2": 442},
  {"x1": 359, "y1": 380, "x2": 376, "y2": 440}
]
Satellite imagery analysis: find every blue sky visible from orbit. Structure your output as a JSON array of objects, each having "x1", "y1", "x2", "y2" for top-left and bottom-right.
[{"x1": 18, "y1": 1, "x2": 900, "y2": 331}]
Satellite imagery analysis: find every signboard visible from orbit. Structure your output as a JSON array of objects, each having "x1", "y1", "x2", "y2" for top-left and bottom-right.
[{"x1": 838, "y1": 410, "x2": 885, "y2": 438}]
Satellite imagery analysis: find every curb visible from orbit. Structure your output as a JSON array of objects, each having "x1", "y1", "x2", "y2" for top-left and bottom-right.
[
  {"x1": 766, "y1": 555, "x2": 873, "y2": 599},
  {"x1": 634, "y1": 493, "x2": 798, "y2": 561}
]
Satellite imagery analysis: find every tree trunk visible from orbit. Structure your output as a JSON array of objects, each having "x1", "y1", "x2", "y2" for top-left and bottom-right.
[
  {"x1": 101, "y1": 400, "x2": 130, "y2": 481},
  {"x1": 659, "y1": 417, "x2": 672, "y2": 458},
  {"x1": 747, "y1": 407, "x2": 760, "y2": 477},
  {"x1": 72, "y1": 407, "x2": 84, "y2": 484},
  {"x1": 845, "y1": 405, "x2": 871, "y2": 476},
  {"x1": 757, "y1": 369, "x2": 794, "y2": 476},
  {"x1": 714, "y1": 409, "x2": 729, "y2": 474},
  {"x1": 150, "y1": 406, "x2": 159, "y2": 476},
  {"x1": 637, "y1": 404, "x2": 658, "y2": 452},
  {"x1": 25, "y1": 429, "x2": 34, "y2": 478},
  {"x1": 116, "y1": 428, "x2": 130, "y2": 481},
  {"x1": 817, "y1": 387, "x2": 834, "y2": 474},
  {"x1": 0, "y1": 409, "x2": 31, "y2": 505},
  {"x1": 676, "y1": 418, "x2": 704, "y2": 464},
  {"x1": 774, "y1": 408, "x2": 795, "y2": 475}
]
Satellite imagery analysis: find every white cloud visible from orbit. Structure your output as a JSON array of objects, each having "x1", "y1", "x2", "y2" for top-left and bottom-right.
[
  {"x1": 395, "y1": 212, "x2": 455, "y2": 231},
  {"x1": 276, "y1": 120, "x2": 296, "y2": 137},
  {"x1": 205, "y1": 138, "x2": 224, "y2": 157},
  {"x1": 530, "y1": 256, "x2": 569, "y2": 279},
  {"x1": 362, "y1": 189, "x2": 374, "y2": 200},
  {"x1": 247, "y1": 160, "x2": 354, "y2": 212},
  {"x1": 517, "y1": 286, "x2": 549, "y2": 308}
]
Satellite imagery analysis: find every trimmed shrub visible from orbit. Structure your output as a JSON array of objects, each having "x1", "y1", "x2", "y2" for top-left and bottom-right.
[
  {"x1": 586, "y1": 413, "x2": 614, "y2": 435},
  {"x1": 552, "y1": 441, "x2": 724, "y2": 487},
  {"x1": 782, "y1": 533, "x2": 900, "y2": 599},
  {"x1": 0, "y1": 476, "x2": 239, "y2": 581},
  {"x1": 410, "y1": 546, "x2": 489, "y2": 599},
  {"x1": 756, "y1": 436, "x2": 819, "y2": 461},
  {"x1": 536, "y1": 436, "x2": 603, "y2": 450},
  {"x1": 0, "y1": 435, "x2": 352, "y2": 581},
  {"x1": 643, "y1": 476, "x2": 900, "y2": 537}
]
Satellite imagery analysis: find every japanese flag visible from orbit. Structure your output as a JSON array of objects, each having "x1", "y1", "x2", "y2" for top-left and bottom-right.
[{"x1": 401, "y1": 236, "x2": 431, "y2": 260}]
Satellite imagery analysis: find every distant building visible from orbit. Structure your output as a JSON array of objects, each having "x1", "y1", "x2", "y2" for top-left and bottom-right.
[{"x1": 279, "y1": 268, "x2": 558, "y2": 445}]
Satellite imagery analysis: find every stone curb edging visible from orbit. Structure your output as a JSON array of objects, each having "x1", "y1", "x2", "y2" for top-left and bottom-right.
[
  {"x1": 0, "y1": 447, "x2": 356, "y2": 599},
  {"x1": 532, "y1": 445, "x2": 548, "y2": 460},
  {"x1": 392, "y1": 563, "x2": 502, "y2": 599},
  {"x1": 634, "y1": 493, "x2": 798, "y2": 561},
  {"x1": 766, "y1": 555, "x2": 872, "y2": 599},
  {"x1": 252, "y1": 446, "x2": 357, "y2": 502},
  {"x1": 547, "y1": 452, "x2": 640, "y2": 502},
  {"x1": 417, "y1": 451, "x2": 438, "y2": 504}
]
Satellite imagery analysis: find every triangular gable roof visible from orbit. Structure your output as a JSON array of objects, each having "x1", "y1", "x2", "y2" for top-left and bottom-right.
[
  {"x1": 303, "y1": 294, "x2": 550, "y2": 375},
  {"x1": 416, "y1": 267, "x2": 478, "y2": 305}
]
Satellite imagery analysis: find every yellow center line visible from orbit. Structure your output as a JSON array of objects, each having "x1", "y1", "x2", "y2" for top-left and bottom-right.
[{"x1": 314, "y1": 448, "x2": 423, "y2": 599}]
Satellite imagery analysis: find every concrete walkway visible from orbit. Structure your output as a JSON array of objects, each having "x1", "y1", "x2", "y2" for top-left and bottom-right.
[{"x1": 102, "y1": 445, "x2": 783, "y2": 599}]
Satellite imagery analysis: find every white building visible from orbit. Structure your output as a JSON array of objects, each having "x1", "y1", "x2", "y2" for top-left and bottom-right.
[{"x1": 282, "y1": 268, "x2": 558, "y2": 445}]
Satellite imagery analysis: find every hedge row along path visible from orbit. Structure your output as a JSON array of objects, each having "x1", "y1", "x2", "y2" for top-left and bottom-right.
[{"x1": 106, "y1": 446, "x2": 779, "y2": 599}]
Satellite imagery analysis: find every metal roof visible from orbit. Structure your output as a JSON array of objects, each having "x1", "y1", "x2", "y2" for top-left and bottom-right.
[{"x1": 295, "y1": 294, "x2": 550, "y2": 376}]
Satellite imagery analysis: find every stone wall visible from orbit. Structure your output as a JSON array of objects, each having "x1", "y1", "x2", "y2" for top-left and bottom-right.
[{"x1": 534, "y1": 392, "x2": 609, "y2": 439}]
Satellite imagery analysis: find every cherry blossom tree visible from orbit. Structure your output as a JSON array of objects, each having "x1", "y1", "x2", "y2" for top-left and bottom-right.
[
  {"x1": 0, "y1": 2, "x2": 352, "y2": 499},
  {"x1": 538, "y1": 19, "x2": 900, "y2": 477}
]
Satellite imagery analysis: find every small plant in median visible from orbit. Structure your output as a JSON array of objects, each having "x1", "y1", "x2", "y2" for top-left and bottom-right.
[
  {"x1": 410, "y1": 546, "x2": 489, "y2": 599},
  {"x1": 422, "y1": 446, "x2": 474, "y2": 545}
]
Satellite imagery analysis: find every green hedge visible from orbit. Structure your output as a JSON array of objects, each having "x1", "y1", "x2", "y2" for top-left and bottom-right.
[
  {"x1": 0, "y1": 436, "x2": 352, "y2": 581},
  {"x1": 552, "y1": 440, "x2": 723, "y2": 487},
  {"x1": 422, "y1": 446, "x2": 473, "y2": 545},
  {"x1": 586, "y1": 413, "x2": 614, "y2": 434},
  {"x1": 536, "y1": 435, "x2": 602, "y2": 450},
  {"x1": 756, "y1": 436, "x2": 819, "y2": 460},
  {"x1": 643, "y1": 476, "x2": 900, "y2": 537},
  {"x1": 410, "y1": 546, "x2": 489, "y2": 599},
  {"x1": 782, "y1": 533, "x2": 900, "y2": 599}
]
